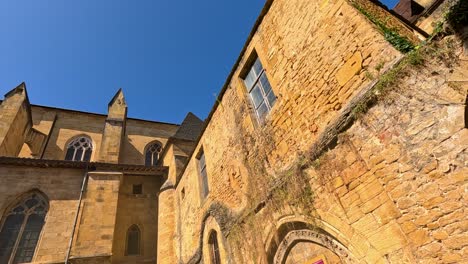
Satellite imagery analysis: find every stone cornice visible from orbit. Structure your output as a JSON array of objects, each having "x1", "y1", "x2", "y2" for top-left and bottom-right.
[{"x1": 0, "y1": 156, "x2": 168, "y2": 175}]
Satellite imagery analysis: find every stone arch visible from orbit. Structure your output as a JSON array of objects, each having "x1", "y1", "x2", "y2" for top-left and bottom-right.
[
  {"x1": 186, "y1": 202, "x2": 233, "y2": 264},
  {"x1": 1, "y1": 188, "x2": 50, "y2": 218},
  {"x1": 266, "y1": 221, "x2": 355, "y2": 264}
]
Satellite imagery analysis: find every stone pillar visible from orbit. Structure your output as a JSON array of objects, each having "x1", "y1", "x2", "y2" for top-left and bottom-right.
[
  {"x1": 157, "y1": 180, "x2": 177, "y2": 264},
  {"x1": 0, "y1": 82, "x2": 33, "y2": 157},
  {"x1": 98, "y1": 89, "x2": 127, "y2": 163},
  {"x1": 71, "y1": 171, "x2": 122, "y2": 261}
]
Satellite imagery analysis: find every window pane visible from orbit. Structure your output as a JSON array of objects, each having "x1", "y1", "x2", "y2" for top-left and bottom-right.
[
  {"x1": 259, "y1": 73, "x2": 272, "y2": 95},
  {"x1": 244, "y1": 69, "x2": 256, "y2": 92},
  {"x1": 145, "y1": 151, "x2": 152, "y2": 166},
  {"x1": 13, "y1": 214, "x2": 45, "y2": 264},
  {"x1": 267, "y1": 90, "x2": 277, "y2": 108},
  {"x1": 127, "y1": 226, "x2": 140, "y2": 255},
  {"x1": 0, "y1": 214, "x2": 24, "y2": 264},
  {"x1": 152, "y1": 152, "x2": 159, "y2": 166},
  {"x1": 253, "y1": 58, "x2": 263, "y2": 77},
  {"x1": 199, "y1": 153, "x2": 206, "y2": 170},
  {"x1": 209, "y1": 231, "x2": 221, "y2": 264},
  {"x1": 256, "y1": 102, "x2": 268, "y2": 121},
  {"x1": 250, "y1": 85, "x2": 264, "y2": 108},
  {"x1": 74, "y1": 148, "x2": 83, "y2": 161},
  {"x1": 201, "y1": 169, "x2": 209, "y2": 198},
  {"x1": 65, "y1": 147, "x2": 75, "y2": 161},
  {"x1": 83, "y1": 149, "x2": 92, "y2": 162}
]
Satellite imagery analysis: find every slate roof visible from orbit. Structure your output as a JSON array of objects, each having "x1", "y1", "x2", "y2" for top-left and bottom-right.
[{"x1": 173, "y1": 112, "x2": 204, "y2": 141}]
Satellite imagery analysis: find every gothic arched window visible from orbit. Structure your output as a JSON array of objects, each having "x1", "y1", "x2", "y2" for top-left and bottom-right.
[
  {"x1": 145, "y1": 141, "x2": 162, "y2": 166},
  {"x1": 126, "y1": 225, "x2": 141, "y2": 256},
  {"x1": 0, "y1": 192, "x2": 48, "y2": 264},
  {"x1": 65, "y1": 136, "x2": 93, "y2": 162},
  {"x1": 208, "y1": 231, "x2": 221, "y2": 264}
]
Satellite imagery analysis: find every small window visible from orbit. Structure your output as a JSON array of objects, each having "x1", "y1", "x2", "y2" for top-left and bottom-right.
[
  {"x1": 198, "y1": 150, "x2": 209, "y2": 199},
  {"x1": 65, "y1": 136, "x2": 93, "y2": 161},
  {"x1": 133, "y1": 184, "x2": 142, "y2": 195},
  {"x1": 145, "y1": 141, "x2": 162, "y2": 166},
  {"x1": 243, "y1": 57, "x2": 276, "y2": 122},
  {"x1": 208, "y1": 231, "x2": 221, "y2": 264},
  {"x1": 126, "y1": 225, "x2": 141, "y2": 256}
]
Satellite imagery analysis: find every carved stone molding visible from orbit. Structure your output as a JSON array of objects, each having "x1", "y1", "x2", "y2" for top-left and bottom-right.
[{"x1": 273, "y1": 229, "x2": 354, "y2": 264}]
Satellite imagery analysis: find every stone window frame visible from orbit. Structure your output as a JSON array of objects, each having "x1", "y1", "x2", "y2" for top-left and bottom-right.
[
  {"x1": 208, "y1": 230, "x2": 221, "y2": 264},
  {"x1": 0, "y1": 191, "x2": 49, "y2": 264},
  {"x1": 64, "y1": 135, "x2": 94, "y2": 162},
  {"x1": 125, "y1": 224, "x2": 142, "y2": 256},
  {"x1": 196, "y1": 147, "x2": 210, "y2": 201},
  {"x1": 239, "y1": 50, "x2": 277, "y2": 124},
  {"x1": 144, "y1": 140, "x2": 163, "y2": 166}
]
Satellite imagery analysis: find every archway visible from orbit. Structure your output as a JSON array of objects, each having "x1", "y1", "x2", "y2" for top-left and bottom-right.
[{"x1": 267, "y1": 222, "x2": 354, "y2": 264}]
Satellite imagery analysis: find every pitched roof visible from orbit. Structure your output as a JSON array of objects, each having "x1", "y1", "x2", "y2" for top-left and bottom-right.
[
  {"x1": 173, "y1": 112, "x2": 204, "y2": 141},
  {"x1": 393, "y1": 0, "x2": 425, "y2": 23}
]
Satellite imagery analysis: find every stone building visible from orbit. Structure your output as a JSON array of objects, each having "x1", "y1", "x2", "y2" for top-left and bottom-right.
[{"x1": 0, "y1": 0, "x2": 466, "y2": 263}]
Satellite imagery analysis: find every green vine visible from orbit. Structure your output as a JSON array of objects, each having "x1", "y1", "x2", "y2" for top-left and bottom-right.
[{"x1": 352, "y1": 3, "x2": 415, "y2": 53}]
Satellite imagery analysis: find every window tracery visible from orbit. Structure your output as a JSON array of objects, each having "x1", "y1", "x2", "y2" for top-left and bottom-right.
[
  {"x1": 65, "y1": 136, "x2": 93, "y2": 162},
  {"x1": 0, "y1": 192, "x2": 48, "y2": 264}
]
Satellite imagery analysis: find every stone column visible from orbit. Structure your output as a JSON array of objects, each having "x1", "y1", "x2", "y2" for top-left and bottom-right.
[
  {"x1": 70, "y1": 171, "x2": 122, "y2": 261},
  {"x1": 157, "y1": 179, "x2": 177, "y2": 264},
  {"x1": 98, "y1": 89, "x2": 127, "y2": 163}
]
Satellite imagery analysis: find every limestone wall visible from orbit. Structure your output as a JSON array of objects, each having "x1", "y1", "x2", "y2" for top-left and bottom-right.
[
  {"x1": 172, "y1": 0, "x2": 467, "y2": 263},
  {"x1": 175, "y1": 0, "x2": 404, "y2": 262},
  {"x1": 112, "y1": 175, "x2": 161, "y2": 264},
  {"x1": 18, "y1": 106, "x2": 179, "y2": 165},
  {"x1": 0, "y1": 166, "x2": 84, "y2": 263},
  {"x1": 120, "y1": 119, "x2": 179, "y2": 165}
]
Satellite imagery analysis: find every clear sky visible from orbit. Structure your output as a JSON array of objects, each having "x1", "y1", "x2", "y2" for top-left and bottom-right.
[{"x1": 0, "y1": 0, "x2": 399, "y2": 124}]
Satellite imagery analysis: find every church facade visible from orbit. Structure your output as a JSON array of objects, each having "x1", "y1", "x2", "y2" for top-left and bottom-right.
[{"x1": 0, "y1": 0, "x2": 466, "y2": 263}]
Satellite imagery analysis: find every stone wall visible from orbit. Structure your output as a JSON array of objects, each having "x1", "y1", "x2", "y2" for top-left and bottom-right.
[
  {"x1": 71, "y1": 171, "x2": 121, "y2": 259},
  {"x1": 172, "y1": 0, "x2": 467, "y2": 263},
  {"x1": 0, "y1": 166, "x2": 84, "y2": 263},
  {"x1": 16, "y1": 105, "x2": 179, "y2": 165},
  {"x1": 112, "y1": 175, "x2": 161, "y2": 264},
  {"x1": 175, "y1": 0, "x2": 402, "y2": 260}
]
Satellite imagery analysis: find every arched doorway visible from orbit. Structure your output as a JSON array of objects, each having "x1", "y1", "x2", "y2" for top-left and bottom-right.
[{"x1": 267, "y1": 222, "x2": 354, "y2": 264}]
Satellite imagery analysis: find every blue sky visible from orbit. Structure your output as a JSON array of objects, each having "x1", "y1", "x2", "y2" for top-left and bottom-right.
[{"x1": 0, "y1": 0, "x2": 399, "y2": 124}]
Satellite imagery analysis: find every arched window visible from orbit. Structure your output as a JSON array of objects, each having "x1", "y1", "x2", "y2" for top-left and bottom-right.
[
  {"x1": 208, "y1": 231, "x2": 221, "y2": 264},
  {"x1": 0, "y1": 192, "x2": 48, "y2": 263},
  {"x1": 126, "y1": 225, "x2": 140, "y2": 256},
  {"x1": 145, "y1": 141, "x2": 162, "y2": 166},
  {"x1": 65, "y1": 136, "x2": 93, "y2": 162}
]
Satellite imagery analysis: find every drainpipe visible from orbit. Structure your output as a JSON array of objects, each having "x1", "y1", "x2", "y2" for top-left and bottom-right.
[{"x1": 65, "y1": 163, "x2": 89, "y2": 264}]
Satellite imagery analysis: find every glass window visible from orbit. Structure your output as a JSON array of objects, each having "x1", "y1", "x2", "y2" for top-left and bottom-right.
[
  {"x1": 65, "y1": 137, "x2": 93, "y2": 162},
  {"x1": 0, "y1": 192, "x2": 48, "y2": 263},
  {"x1": 126, "y1": 225, "x2": 141, "y2": 256},
  {"x1": 208, "y1": 231, "x2": 221, "y2": 264},
  {"x1": 198, "y1": 151, "x2": 209, "y2": 199},
  {"x1": 145, "y1": 142, "x2": 162, "y2": 166},
  {"x1": 243, "y1": 57, "x2": 276, "y2": 122}
]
